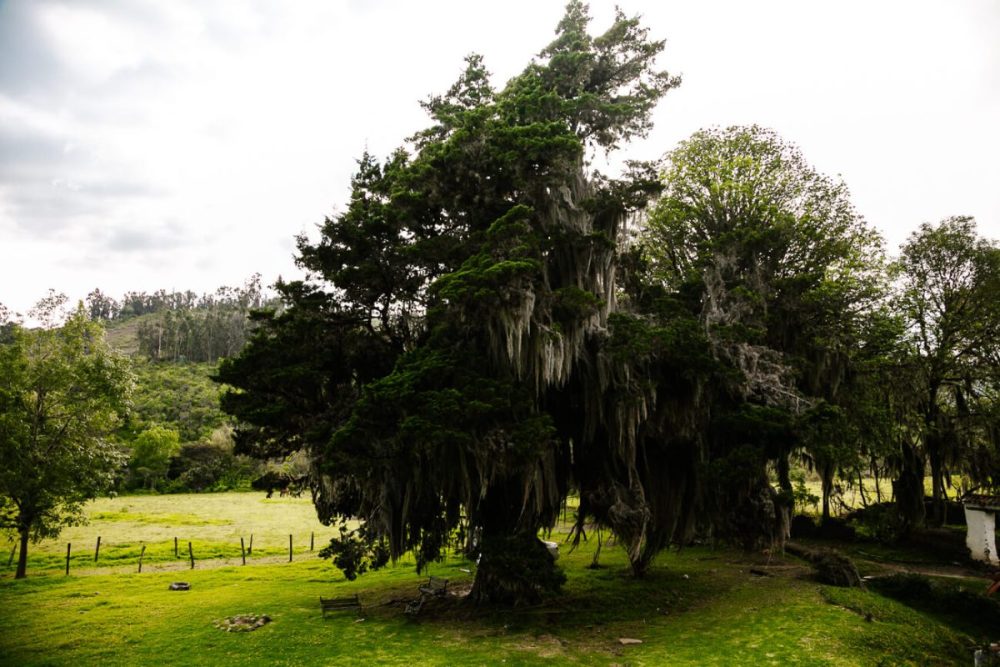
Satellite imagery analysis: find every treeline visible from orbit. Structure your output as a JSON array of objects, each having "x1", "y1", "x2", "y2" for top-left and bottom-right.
[
  {"x1": 87, "y1": 275, "x2": 272, "y2": 363},
  {"x1": 118, "y1": 359, "x2": 264, "y2": 493}
]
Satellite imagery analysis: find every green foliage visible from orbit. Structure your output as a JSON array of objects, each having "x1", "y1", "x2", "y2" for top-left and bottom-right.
[
  {"x1": 317, "y1": 523, "x2": 390, "y2": 581},
  {"x1": 220, "y1": 2, "x2": 681, "y2": 600},
  {"x1": 893, "y1": 216, "x2": 1000, "y2": 525},
  {"x1": 790, "y1": 469, "x2": 819, "y2": 514},
  {"x1": 134, "y1": 276, "x2": 267, "y2": 363},
  {"x1": 0, "y1": 297, "x2": 132, "y2": 577},
  {"x1": 644, "y1": 124, "x2": 895, "y2": 528},
  {"x1": 165, "y1": 428, "x2": 260, "y2": 493},
  {"x1": 128, "y1": 426, "x2": 181, "y2": 490},
  {"x1": 126, "y1": 360, "x2": 228, "y2": 443}
]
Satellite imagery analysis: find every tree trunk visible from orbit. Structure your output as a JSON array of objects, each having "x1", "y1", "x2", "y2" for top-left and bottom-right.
[
  {"x1": 15, "y1": 528, "x2": 29, "y2": 579},
  {"x1": 924, "y1": 381, "x2": 944, "y2": 527},
  {"x1": 775, "y1": 453, "x2": 793, "y2": 538},
  {"x1": 821, "y1": 463, "x2": 833, "y2": 522},
  {"x1": 466, "y1": 479, "x2": 564, "y2": 605},
  {"x1": 468, "y1": 531, "x2": 563, "y2": 605},
  {"x1": 872, "y1": 457, "x2": 882, "y2": 504},
  {"x1": 927, "y1": 444, "x2": 945, "y2": 527},
  {"x1": 893, "y1": 440, "x2": 925, "y2": 533}
]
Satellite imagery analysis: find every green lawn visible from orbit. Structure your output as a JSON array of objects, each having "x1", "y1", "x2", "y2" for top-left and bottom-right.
[
  {"x1": 0, "y1": 492, "x2": 983, "y2": 666},
  {"x1": 4, "y1": 492, "x2": 344, "y2": 575}
]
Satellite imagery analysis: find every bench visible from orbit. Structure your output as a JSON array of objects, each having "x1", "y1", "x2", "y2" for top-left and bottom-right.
[
  {"x1": 418, "y1": 576, "x2": 448, "y2": 598},
  {"x1": 405, "y1": 577, "x2": 449, "y2": 616},
  {"x1": 320, "y1": 594, "x2": 361, "y2": 617}
]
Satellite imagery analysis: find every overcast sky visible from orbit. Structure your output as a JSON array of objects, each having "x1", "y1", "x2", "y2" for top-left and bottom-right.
[{"x1": 2, "y1": 0, "x2": 998, "y2": 317}]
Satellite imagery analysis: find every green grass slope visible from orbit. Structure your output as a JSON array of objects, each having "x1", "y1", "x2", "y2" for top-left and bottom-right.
[{"x1": 0, "y1": 493, "x2": 983, "y2": 666}]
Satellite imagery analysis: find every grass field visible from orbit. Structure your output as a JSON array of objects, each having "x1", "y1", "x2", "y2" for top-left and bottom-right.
[
  {"x1": 0, "y1": 492, "x2": 988, "y2": 666},
  {"x1": 2, "y1": 492, "x2": 345, "y2": 575}
]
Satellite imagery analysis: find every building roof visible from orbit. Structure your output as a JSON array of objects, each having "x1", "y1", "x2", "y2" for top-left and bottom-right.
[{"x1": 963, "y1": 493, "x2": 1000, "y2": 511}]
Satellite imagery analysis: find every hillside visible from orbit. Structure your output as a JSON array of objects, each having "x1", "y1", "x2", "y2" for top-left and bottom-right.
[{"x1": 104, "y1": 312, "x2": 158, "y2": 356}]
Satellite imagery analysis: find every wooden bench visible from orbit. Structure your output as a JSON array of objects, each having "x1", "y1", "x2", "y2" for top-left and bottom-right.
[
  {"x1": 320, "y1": 594, "x2": 361, "y2": 617},
  {"x1": 418, "y1": 576, "x2": 448, "y2": 598}
]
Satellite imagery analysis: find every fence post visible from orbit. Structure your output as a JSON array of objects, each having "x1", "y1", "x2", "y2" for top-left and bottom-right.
[
  {"x1": 310, "y1": 532, "x2": 314, "y2": 552},
  {"x1": 94, "y1": 536, "x2": 101, "y2": 562},
  {"x1": 240, "y1": 537, "x2": 246, "y2": 566},
  {"x1": 188, "y1": 542, "x2": 195, "y2": 569},
  {"x1": 248, "y1": 534, "x2": 253, "y2": 555},
  {"x1": 65, "y1": 543, "x2": 71, "y2": 576},
  {"x1": 138, "y1": 544, "x2": 146, "y2": 573},
  {"x1": 288, "y1": 534, "x2": 293, "y2": 562},
  {"x1": 174, "y1": 537, "x2": 179, "y2": 558},
  {"x1": 8, "y1": 544, "x2": 16, "y2": 567}
]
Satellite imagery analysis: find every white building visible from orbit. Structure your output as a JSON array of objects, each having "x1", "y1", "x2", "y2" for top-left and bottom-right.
[{"x1": 963, "y1": 494, "x2": 1000, "y2": 565}]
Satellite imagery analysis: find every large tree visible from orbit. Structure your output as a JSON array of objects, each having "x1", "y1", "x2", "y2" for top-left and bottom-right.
[
  {"x1": 894, "y1": 216, "x2": 1000, "y2": 526},
  {"x1": 644, "y1": 125, "x2": 888, "y2": 525},
  {"x1": 220, "y1": 2, "x2": 683, "y2": 602},
  {"x1": 0, "y1": 296, "x2": 132, "y2": 578}
]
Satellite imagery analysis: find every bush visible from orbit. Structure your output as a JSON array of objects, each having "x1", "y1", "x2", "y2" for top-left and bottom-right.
[
  {"x1": 165, "y1": 427, "x2": 261, "y2": 492},
  {"x1": 848, "y1": 502, "x2": 905, "y2": 543}
]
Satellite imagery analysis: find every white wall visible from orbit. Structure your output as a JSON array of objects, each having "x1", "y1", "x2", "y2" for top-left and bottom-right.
[{"x1": 965, "y1": 507, "x2": 999, "y2": 565}]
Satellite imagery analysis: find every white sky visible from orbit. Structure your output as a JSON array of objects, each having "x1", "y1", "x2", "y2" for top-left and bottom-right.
[{"x1": 1, "y1": 0, "x2": 998, "y2": 317}]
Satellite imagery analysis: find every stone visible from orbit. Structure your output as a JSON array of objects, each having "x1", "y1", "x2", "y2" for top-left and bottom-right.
[{"x1": 618, "y1": 638, "x2": 643, "y2": 645}]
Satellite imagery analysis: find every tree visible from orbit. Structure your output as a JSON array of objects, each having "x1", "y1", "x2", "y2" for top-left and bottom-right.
[
  {"x1": 0, "y1": 296, "x2": 131, "y2": 578},
  {"x1": 220, "y1": 2, "x2": 682, "y2": 603},
  {"x1": 128, "y1": 426, "x2": 181, "y2": 490},
  {"x1": 894, "y1": 216, "x2": 1000, "y2": 526},
  {"x1": 644, "y1": 125, "x2": 887, "y2": 525}
]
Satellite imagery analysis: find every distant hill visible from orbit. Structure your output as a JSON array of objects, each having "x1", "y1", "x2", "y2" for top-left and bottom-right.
[{"x1": 104, "y1": 312, "x2": 157, "y2": 356}]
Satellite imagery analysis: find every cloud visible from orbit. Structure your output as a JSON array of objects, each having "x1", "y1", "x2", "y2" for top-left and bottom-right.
[
  {"x1": 0, "y1": 2, "x2": 66, "y2": 96},
  {"x1": 0, "y1": 0, "x2": 996, "y2": 318},
  {"x1": 103, "y1": 220, "x2": 191, "y2": 253}
]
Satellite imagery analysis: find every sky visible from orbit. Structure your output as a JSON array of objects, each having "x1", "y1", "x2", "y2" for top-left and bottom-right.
[{"x1": 1, "y1": 0, "x2": 998, "y2": 317}]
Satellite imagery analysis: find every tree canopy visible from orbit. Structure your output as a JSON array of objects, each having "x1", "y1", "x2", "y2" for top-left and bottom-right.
[
  {"x1": 220, "y1": 2, "x2": 690, "y2": 603},
  {"x1": 0, "y1": 296, "x2": 132, "y2": 578},
  {"x1": 217, "y1": 3, "x2": 1000, "y2": 602},
  {"x1": 893, "y1": 216, "x2": 1000, "y2": 525}
]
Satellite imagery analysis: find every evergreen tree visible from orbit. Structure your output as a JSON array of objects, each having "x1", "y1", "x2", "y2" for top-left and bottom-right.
[{"x1": 219, "y1": 2, "x2": 682, "y2": 603}]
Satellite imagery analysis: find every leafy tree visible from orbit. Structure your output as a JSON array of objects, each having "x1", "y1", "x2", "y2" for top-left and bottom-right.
[
  {"x1": 125, "y1": 360, "x2": 229, "y2": 443},
  {"x1": 135, "y1": 275, "x2": 267, "y2": 362},
  {"x1": 128, "y1": 425, "x2": 181, "y2": 490},
  {"x1": 0, "y1": 297, "x2": 131, "y2": 578},
  {"x1": 894, "y1": 216, "x2": 1000, "y2": 525},
  {"x1": 85, "y1": 288, "x2": 118, "y2": 321},
  {"x1": 165, "y1": 426, "x2": 259, "y2": 492},
  {"x1": 644, "y1": 125, "x2": 887, "y2": 525},
  {"x1": 220, "y1": 2, "x2": 682, "y2": 603}
]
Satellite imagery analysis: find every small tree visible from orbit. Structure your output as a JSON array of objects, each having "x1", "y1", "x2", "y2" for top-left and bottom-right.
[
  {"x1": 0, "y1": 297, "x2": 131, "y2": 578},
  {"x1": 129, "y1": 426, "x2": 181, "y2": 490}
]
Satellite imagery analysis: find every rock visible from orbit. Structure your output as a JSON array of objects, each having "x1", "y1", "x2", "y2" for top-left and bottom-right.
[
  {"x1": 169, "y1": 582, "x2": 190, "y2": 591},
  {"x1": 814, "y1": 551, "x2": 863, "y2": 588},
  {"x1": 618, "y1": 638, "x2": 643, "y2": 645},
  {"x1": 213, "y1": 614, "x2": 273, "y2": 632}
]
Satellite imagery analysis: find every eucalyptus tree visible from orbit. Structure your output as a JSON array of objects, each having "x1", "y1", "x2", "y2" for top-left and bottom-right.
[
  {"x1": 219, "y1": 2, "x2": 683, "y2": 603},
  {"x1": 645, "y1": 125, "x2": 887, "y2": 524},
  {"x1": 895, "y1": 216, "x2": 1000, "y2": 525}
]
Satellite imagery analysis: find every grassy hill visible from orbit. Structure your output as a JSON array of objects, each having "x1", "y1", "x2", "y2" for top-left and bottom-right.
[{"x1": 103, "y1": 312, "x2": 156, "y2": 356}]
